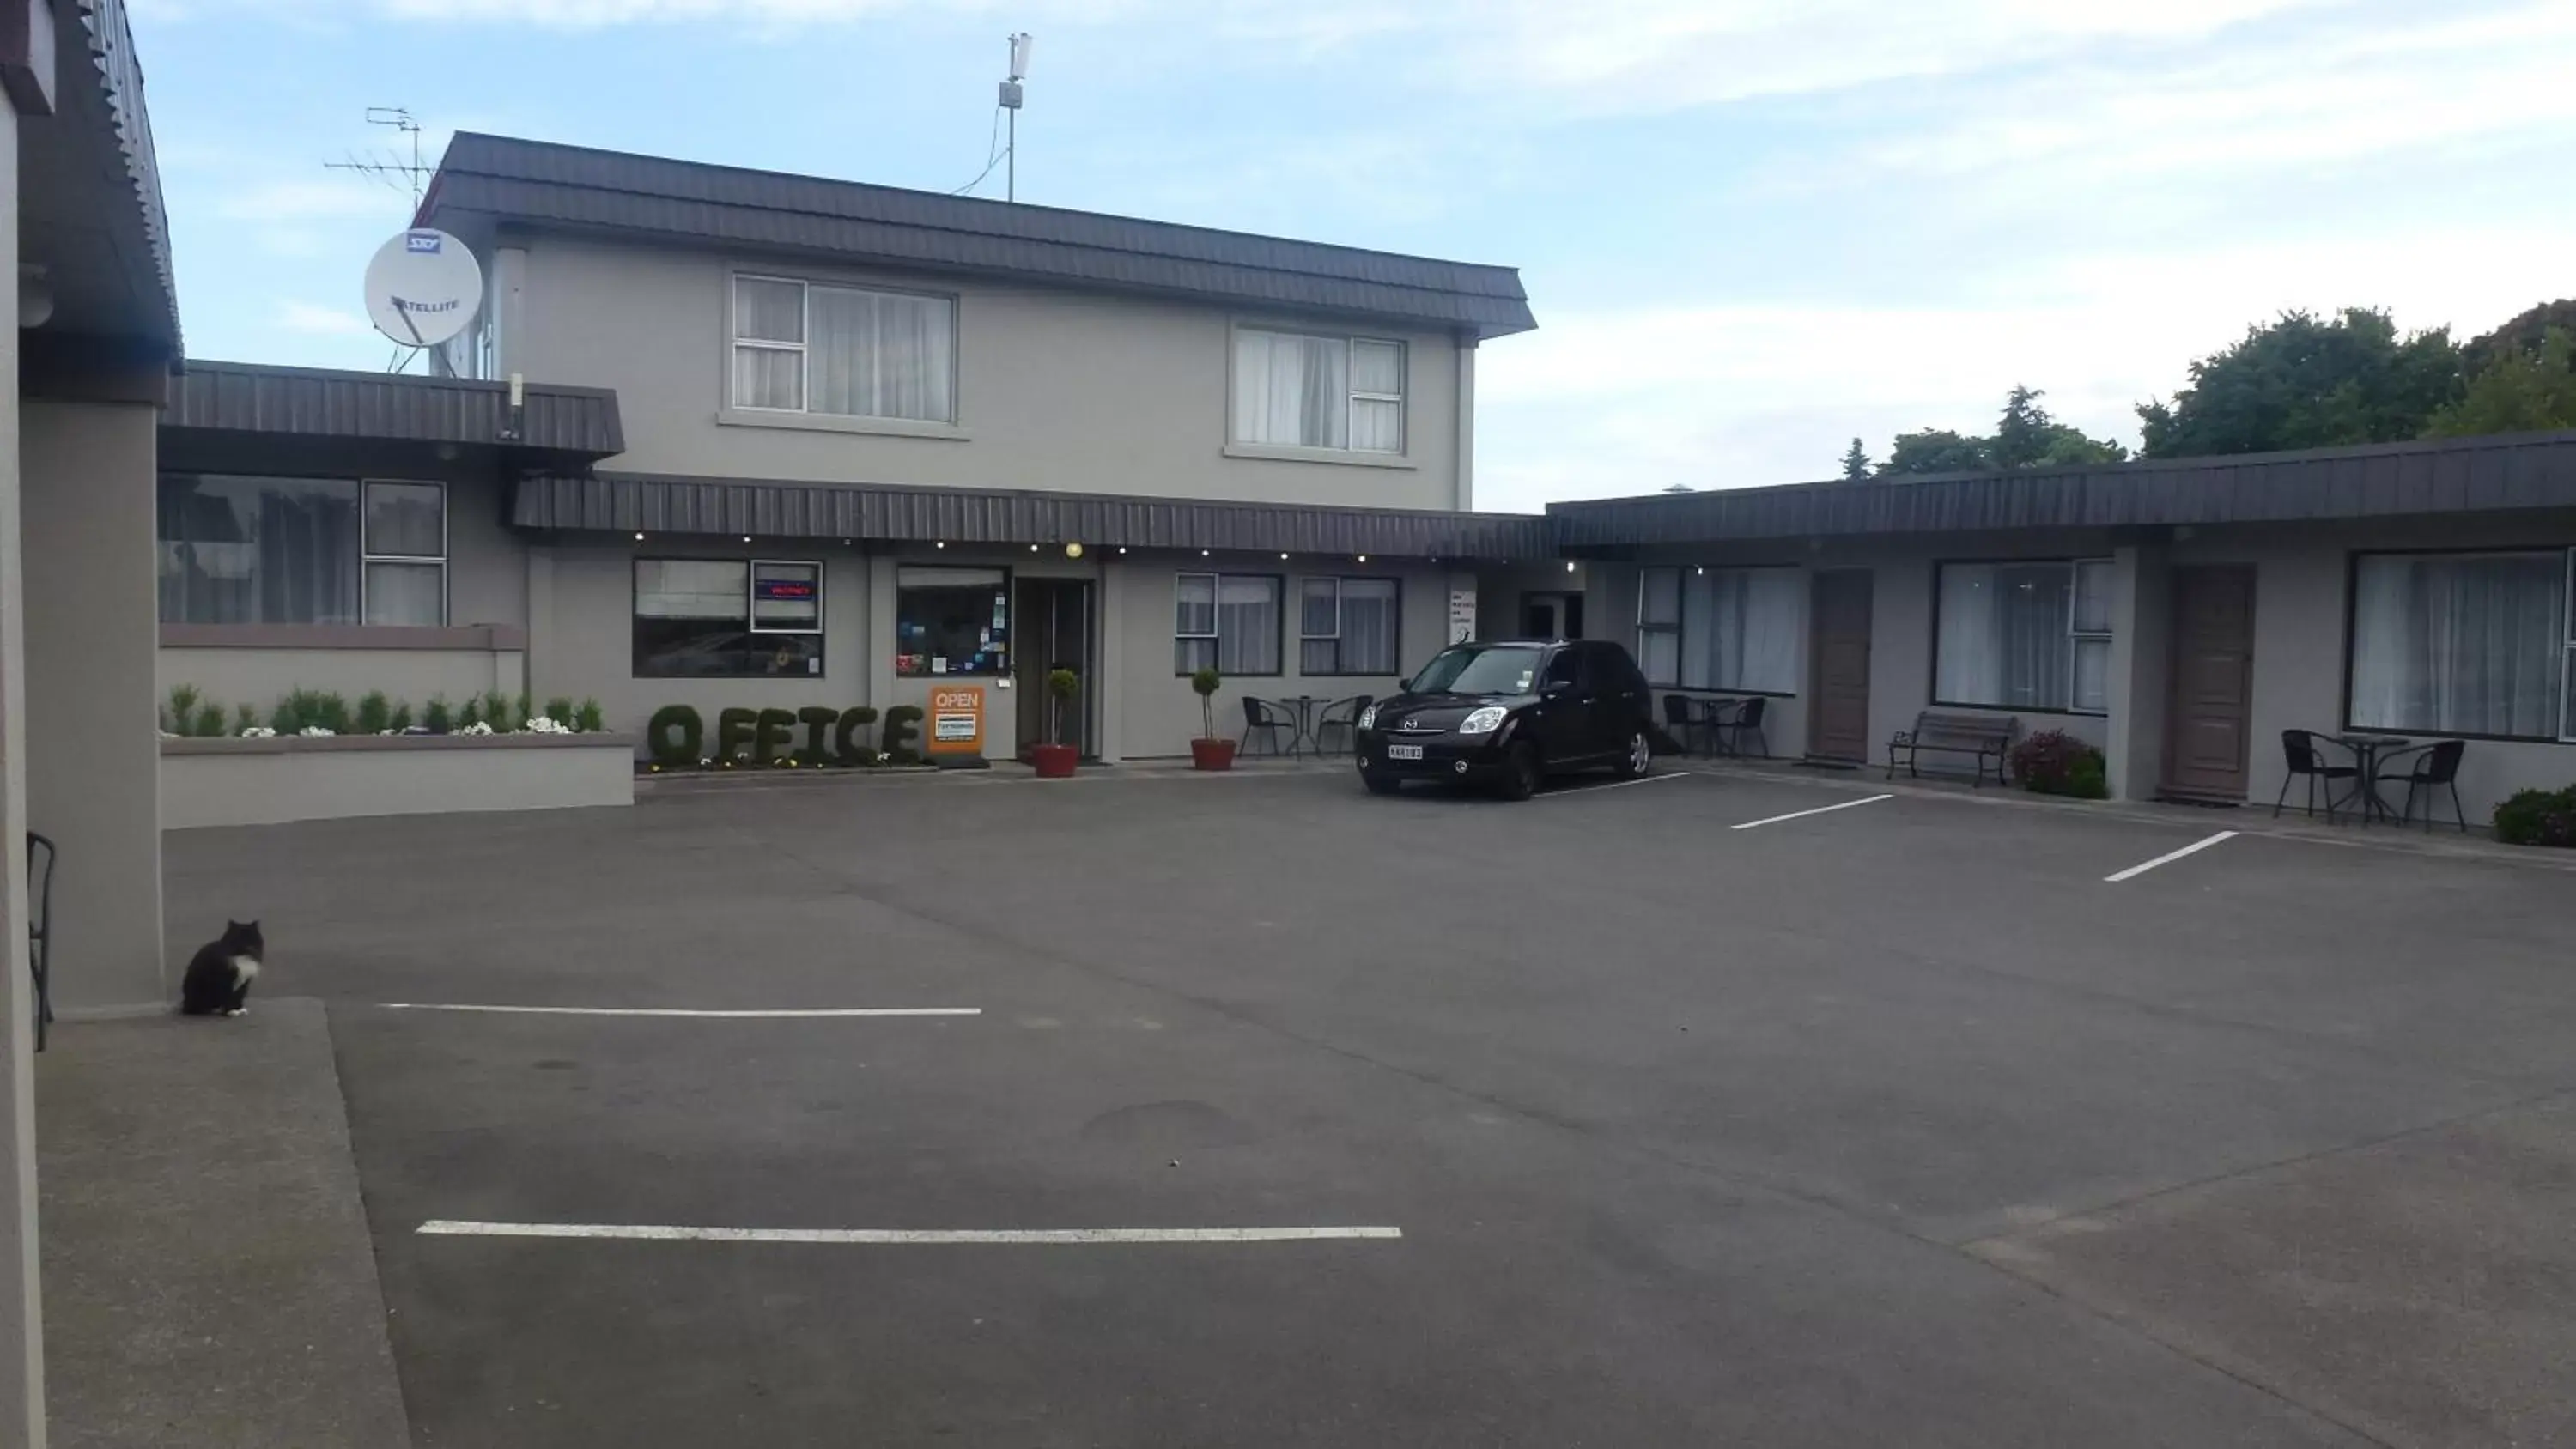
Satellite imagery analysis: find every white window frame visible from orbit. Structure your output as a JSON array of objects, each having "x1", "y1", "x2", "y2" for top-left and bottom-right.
[
  {"x1": 1231, "y1": 326, "x2": 1407, "y2": 455},
  {"x1": 748, "y1": 559, "x2": 824, "y2": 637},
  {"x1": 1174, "y1": 571, "x2": 1284, "y2": 677},
  {"x1": 1932, "y1": 558, "x2": 2115, "y2": 715},
  {"x1": 1299, "y1": 575, "x2": 1401, "y2": 676},
  {"x1": 360, "y1": 478, "x2": 447, "y2": 627},
  {"x1": 2069, "y1": 558, "x2": 2114, "y2": 718},
  {"x1": 2347, "y1": 548, "x2": 2573, "y2": 743},
  {"x1": 1176, "y1": 572, "x2": 1220, "y2": 668},
  {"x1": 730, "y1": 272, "x2": 957, "y2": 422},
  {"x1": 1636, "y1": 567, "x2": 1684, "y2": 688}
]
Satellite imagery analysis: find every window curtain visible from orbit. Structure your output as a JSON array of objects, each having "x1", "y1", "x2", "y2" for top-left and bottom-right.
[
  {"x1": 1938, "y1": 563, "x2": 2069, "y2": 708},
  {"x1": 810, "y1": 287, "x2": 954, "y2": 422},
  {"x1": 1339, "y1": 579, "x2": 1399, "y2": 673},
  {"x1": 2350, "y1": 553, "x2": 2565, "y2": 737},
  {"x1": 1694, "y1": 569, "x2": 1799, "y2": 692},
  {"x1": 1349, "y1": 341, "x2": 1403, "y2": 452},
  {"x1": 1218, "y1": 576, "x2": 1281, "y2": 675},
  {"x1": 732, "y1": 278, "x2": 805, "y2": 410},
  {"x1": 1637, "y1": 567, "x2": 1682, "y2": 685},
  {"x1": 1176, "y1": 573, "x2": 1218, "y2": 673},
  {"x1": 1235, "y1": 331, "x2": 1347, "y2": 449},
  {"x1": 157, "y1": 476, "x2": 360, "y2": 625}
]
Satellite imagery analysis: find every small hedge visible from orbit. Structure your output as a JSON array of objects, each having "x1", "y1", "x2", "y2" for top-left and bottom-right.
[
  {"x1": 2011, "y1": 729, "x2": 2109, "y2": 800},
  {"x1": 647, "y1": 703, "x2": 893, "y2": 770},
  {"x1": 2494, "y1": 785, "x2": 2576, "y2": 847}
]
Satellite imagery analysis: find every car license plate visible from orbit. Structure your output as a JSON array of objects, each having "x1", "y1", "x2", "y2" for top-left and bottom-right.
[{"x1": 1388, "y1": 743, "x2": 1425, "y2": 761}]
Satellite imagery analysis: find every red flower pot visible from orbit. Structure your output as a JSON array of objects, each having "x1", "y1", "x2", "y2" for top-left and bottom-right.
[
  {"x1": 1190, "y1": 737, "x2": 1237, "y2": 772},
  {"x1": 1030, "y1": 743, "x2": 1078, "y2": 779}
]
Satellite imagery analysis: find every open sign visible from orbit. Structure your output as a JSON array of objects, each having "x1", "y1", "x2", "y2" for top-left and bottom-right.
[{"x1": 927, "y1": 686, "x2": 985, "y2": 755}]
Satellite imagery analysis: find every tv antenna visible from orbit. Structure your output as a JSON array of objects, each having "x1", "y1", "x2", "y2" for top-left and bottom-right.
[
  {"x1": 325, "y1": 106, "x2": 433, "y2": 210},
  {"x1": 1000, "y1": 33, "x2": 1031, "y2": 203}
]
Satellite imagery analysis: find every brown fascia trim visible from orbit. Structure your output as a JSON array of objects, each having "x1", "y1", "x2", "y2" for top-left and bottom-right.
[{"x1": 160, "y1": 623, "x2": 529, "y2": 652}]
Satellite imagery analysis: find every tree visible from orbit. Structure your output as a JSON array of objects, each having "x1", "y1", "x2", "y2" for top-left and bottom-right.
[
  {"x1": 2462, "y1": 300, "x2": 2576, "y2": 379},
  {"x1": 1991, "y1": 385, "x2": 2127, "y2": 470},
  {"x1": 1879, "y1": 429, "x2": 1989, "y2": 476},
  {"x1": 2423, "y1": 326, "x2": 2576, "y2": 438},
  {"x1": 2136, "y1": 307, "x2": 2462, "y2": 458},
  {"x1": 1838, "y1": 438, "x2": 1871, "y2": 480}
]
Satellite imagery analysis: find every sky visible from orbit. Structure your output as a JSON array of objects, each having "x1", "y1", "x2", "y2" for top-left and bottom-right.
[{"x1": 133, "y1": 0, "x2": 2576, "y2": 512}]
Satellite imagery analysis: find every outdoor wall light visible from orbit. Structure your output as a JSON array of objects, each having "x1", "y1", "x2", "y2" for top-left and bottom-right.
[
  {"x1": 1357, "y1": 555, "x2": 1367, "y2": 563},
  {"x1": 1200, "y1": 549, "x2": 1211, "y2": 557},
  {"x1": 742, "y1": 536, "x2": 752, "y2": 543},
  {"x1": 1117, "y1": 546, "x2": 1127, "y2": 555},
  {"x1": 935, "y1": 541, "x2": 946, "y2": 549},
  {"x1": 634, "y1": 532, "x2": 646, "y2": 543},
  {"x1": 1030, "y1": 543, "x2": 1041, "y2": 552},
  {"x1": 1065, "y1": 542, "x2": 1084, "y2": 559},
  {"x1": 1279, "y1": 552, "x2": 1290, "y2": 561}
]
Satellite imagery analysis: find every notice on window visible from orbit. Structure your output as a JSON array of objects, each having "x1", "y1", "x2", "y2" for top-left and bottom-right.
[
  {"x1": 1448, "y1": 587, "x2": 1478, "y2": 645},
  {"x1": 928, "y1": 685, "x2": 985, "y2": 756}
]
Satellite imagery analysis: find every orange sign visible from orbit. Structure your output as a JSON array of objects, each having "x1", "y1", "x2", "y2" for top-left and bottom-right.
[{"x1": 927, "y1": 685, "x2": 986, "y2": 755}]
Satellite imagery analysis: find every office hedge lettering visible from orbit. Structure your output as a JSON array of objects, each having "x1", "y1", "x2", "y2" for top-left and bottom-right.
[{"x1": 646, "y1": 704, "x2": 898, "y2": 768}]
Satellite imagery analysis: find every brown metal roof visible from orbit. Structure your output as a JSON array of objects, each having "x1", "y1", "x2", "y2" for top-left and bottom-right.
[
  {"x1": 420, "y1": 133, "x2": 1537, "y2": 340},
  {"x1": 165, "y1": 361, "x2": 625, "y2": 459},
  {"x1": 513, "y1": 471, "x2": 1552, "y2": 561},
  {"x1": 1549, "y1": 433, "x2": 2576, "y2": 548}
]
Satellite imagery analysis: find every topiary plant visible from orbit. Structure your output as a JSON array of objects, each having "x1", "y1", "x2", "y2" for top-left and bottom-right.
[
  {"x1": 456, "y1": 697, "x2": 483, "y2": 732},
  {"x1": 388, "y1": 700, "x2": 414, "y2": 733},
  {"x1": 575, "y1": 699, "x2": 605, "y2": 734},
  {"x1": 834, "y1": 706, "x2": 880, "y2": 766},
  {"x1": 882, "y1": 705, "x2": 924, "y2": 763},
  {"x1": 165, "y1": 684, "x2": 202, "y2": 735},
  {"x1": 1046, "y1": 667, "x2": 1080, "y2": 747},
  {"x1": 647, "y1": 705, "x2": 703, "y2": 766},
  {"x1": 191, "y1": 702, "x2": 225, "y2": 737},
  {"x1": 544, "y1": 697, "x2": 575, "y2": 727},
  {"x1": 1190, "y1": 666, "x2": 1223, "y2": 740},
  {"x1": 234, "y1": 703, "x2": 258, "y2": 735}
]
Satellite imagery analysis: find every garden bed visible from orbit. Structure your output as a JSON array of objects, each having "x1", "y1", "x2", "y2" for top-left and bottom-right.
[{"x1": 161, "y1": 732, "x2": 638, "y2": 828}]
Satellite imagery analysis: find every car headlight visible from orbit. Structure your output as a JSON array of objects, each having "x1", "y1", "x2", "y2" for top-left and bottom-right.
[
  {"x1": 1457, "y1": 706, "x2": 1509, "y2": 736},
  {"x1": 1358, "y1": 705, "x2": 1378, "y2": 731}
]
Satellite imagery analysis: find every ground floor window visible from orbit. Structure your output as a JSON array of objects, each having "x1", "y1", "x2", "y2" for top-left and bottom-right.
[
  {"x1": 1635, "y1": 567, "x2": 1682, "y2": 685},
  {"x1": 1299, "y1": 578, "x2": 1400, "y2": 675},
  {"x1": 158, "y1": 474, "x2": 447, "y2": 626},
  {"x1": 1935, "y1": 559, "x2": 2113, "y2": 714},
  {"x1": 1176, "y1": 573, "x2": 1282, "y2": 676},
  {"x1": 896, "y1": 567, "x2": 1008, "y2": 676},
  {"x1": 634, "y1": 558, "x2": 823, "y2": 677},
  {"x1": 2348, "y1": 549, "x2": 2570, "y2": 740}
]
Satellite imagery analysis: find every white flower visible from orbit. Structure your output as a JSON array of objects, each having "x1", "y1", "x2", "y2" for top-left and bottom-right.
[
  {"x1": 298, "y1": 725, "x2": 336, "y2": 737},
  {"x1": 239, "y1": 726, "x2": 277, "y2": 739},
  {"x1": 454, "y1": 721, "x2": 495, "y2": 737},
  {"x1": 521, "y1": 716, "x2": 573, "y2": 735}
]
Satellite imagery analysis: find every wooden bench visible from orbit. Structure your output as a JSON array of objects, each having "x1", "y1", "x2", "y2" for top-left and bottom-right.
[{"x1": 1887, "y1": 711, "x2": 2018, "y2": 787}]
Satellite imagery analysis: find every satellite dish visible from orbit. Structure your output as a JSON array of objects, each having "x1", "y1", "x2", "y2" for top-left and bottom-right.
[{"x1": 363, "y1": 228, "x2": 482, "y2": 349}]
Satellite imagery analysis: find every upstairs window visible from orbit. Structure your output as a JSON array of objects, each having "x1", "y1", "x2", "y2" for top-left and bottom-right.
[
  {"x1": 733, "y1": 276, "x2": 956, "y2": 423},
  {"x1": 1233, "y1": 330, "x2": 1404, "y2": 453}
]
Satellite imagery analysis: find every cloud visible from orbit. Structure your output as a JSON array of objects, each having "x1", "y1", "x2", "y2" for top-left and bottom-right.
[
  {"x1": 214, "y1": 179, "x2": 410, "y2": 224},
  {"x1": 274, "y1": 300, "x2": 375, "y2": 337}
]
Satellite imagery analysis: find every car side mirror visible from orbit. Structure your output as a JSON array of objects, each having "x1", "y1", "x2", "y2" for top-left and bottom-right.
[{"x1": 1540, "y1": 678, "x2": 1575, "y2": 699}]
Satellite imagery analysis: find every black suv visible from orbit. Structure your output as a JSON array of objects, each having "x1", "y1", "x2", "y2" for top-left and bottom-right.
[{"x1": 1355, "y1": 639, "x2": 1655, "y2": 800}]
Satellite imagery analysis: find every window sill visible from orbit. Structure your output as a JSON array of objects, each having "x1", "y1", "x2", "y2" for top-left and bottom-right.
[
  {"x1": 1223, "y1": 442, "x2": 1417, "y2": 470},
  {"x1": 719, "y1": 408, "x2": 971, "y2": 442}
]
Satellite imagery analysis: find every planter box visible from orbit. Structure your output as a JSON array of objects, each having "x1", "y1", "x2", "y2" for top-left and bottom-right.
[{"x1": 160, "y1": 732, "x2": 637, "y2": 828}]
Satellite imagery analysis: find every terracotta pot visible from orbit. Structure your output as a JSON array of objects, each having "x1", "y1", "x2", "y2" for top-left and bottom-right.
[
  {"x1": 1030, "y1": 743, "x2": 1078, "y2": 779},
  {"x1": 1190, "y1": 737, "x2": 1237, "y2": 772}
]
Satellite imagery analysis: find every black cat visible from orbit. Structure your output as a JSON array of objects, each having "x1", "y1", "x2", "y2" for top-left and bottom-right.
[{"x1": 179, "y1": 920, "x2": 264, "y2": 1017}]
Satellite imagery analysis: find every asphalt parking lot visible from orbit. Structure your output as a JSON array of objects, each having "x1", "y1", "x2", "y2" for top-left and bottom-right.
[{"x1": 164, "y1": 765, "x2": 2576, "y2": 1448}]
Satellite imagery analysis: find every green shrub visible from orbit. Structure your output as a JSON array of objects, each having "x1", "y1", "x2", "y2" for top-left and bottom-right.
[
  {"x1": 234, "y1": 703, "x2": 258, "y2": 735},
  {"x1": 2011, "y1": 729, "x2": 2108, "y2": 798},
  {"x1": 356, "y1": 691, "x2": 392, "y2": 734},
  {"x1": 543, "y1": 697, "x2": 575, "y2": 726},
  {"x1": 2493, "y1": 785, "x2": 2576, "y2": 847},
  {"x1": 165, "y1": 684, "x2": 202, "y2": 734},
  {"x1": 191, "y1": 702, "x2": 225, "y2": 737},
  {"x1": 834, "y1": 706, "x2": 880, "y2": 766},
  {"x1": 514, "y1": 691, "x2": 535, "y2": 731},
  {"x1": 574, "y1": 699, "x2": 605, "y2": 734},
  {"x1": 388, "y1": 700, "x2": 414, "y2": 733},
  {"x1": 481, "y1": 690, "x2": 517, "y2": 732},
  {"x1": 456, "y1": 697, "x2": 483, "y2": 731},
  {"x1": 754, "y1": 708, "x2": 798, "y2": 764},
  {"x1": 1190, "y1": 667, "x2": 1222, "y2": 739},
  {"x1": 1045, "y1": 668, "x2": 1080, "y2": 747},
  {"x1": 312, "y1": 691, "x2": 354, "y2": 735},
  {"x1": 270, "y1": 699, "x2": 301, "y2": 734},
  {"x1": 647, "y1": 705, "x2": 703, "y2": 766},
  {"x1": 882, "y1": 705, "x2": 923, "y2": 763},
  {"x1": 424, "y1": 696, "x2": 453, "y2": 734},
  {"x1": 714, "y1": 708, "x2": 757, "y2": 763}
]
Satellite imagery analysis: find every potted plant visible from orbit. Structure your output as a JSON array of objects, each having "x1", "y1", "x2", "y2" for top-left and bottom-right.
[
  {"x1": 1031, "y1": 667, "x2": 1081, "y2": 779},
  {"x1": 1188, "y1": 666, "x2": 1236, "y2": 771}
]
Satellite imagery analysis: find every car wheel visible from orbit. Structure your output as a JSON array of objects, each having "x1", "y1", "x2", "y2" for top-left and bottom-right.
[
  {"x1": 1615, "y1": 727, "x2": 1651, "y2": 779},
  {"x1": 1495, "y1": 743, "x2": 1541, "y2": 801},
  {"x1": 1360, "y1": 769, "x2": 1402, "y2": 797}
]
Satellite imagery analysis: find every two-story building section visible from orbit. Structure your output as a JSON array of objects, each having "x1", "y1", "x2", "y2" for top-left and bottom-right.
[{"x1": 156, "y1": 133, "x2": 1548, "y2": 762}]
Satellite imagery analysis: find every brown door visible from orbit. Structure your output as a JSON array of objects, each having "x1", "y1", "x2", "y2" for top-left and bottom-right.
[
  {"x1": 1807, "y1": 570, "x2": 1873, "y2": 762},
  {"x1": 1013, "y1": 579, "x2": 1094, "y2": 759},
  {"x1": 2162, "y1": 566, "x2": 2257, "y2": 799}
]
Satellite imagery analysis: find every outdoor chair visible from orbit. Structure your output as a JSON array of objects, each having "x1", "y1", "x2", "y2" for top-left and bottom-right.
[
  {"x1": 2275, "y1": 729, "x2": 2359, "y2": 821},
  {"x1": 1717, "y1": 697, "x2": 1771, "y2": 759},
  {"x1": 2376, "y1": 737, "x2": 2469, "y2": 834},
  {"x1": 1662, "y1": 695, "x2": 1710, "y2": 757},
  {"x1": 1315, "y1": 695, "x2": 1371, "y2": 755},
  {"x1": 26, "y1": 833, "x2": 52, "y2": 1052},
  {"x1": 1240, "y1": 696, "x2": 1299, "y2": 757}
]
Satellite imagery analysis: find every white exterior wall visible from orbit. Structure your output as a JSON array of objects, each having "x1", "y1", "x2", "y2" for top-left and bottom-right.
[
  {"x1": 161, "y1": 737, "x2": 635, "y2": 829},
  {"x1": 504, "y1": 234, "x2": 1470, "y2": 513},
  {"x1": 0, "y1": 99, "x2": 41, "y2": 1447}
]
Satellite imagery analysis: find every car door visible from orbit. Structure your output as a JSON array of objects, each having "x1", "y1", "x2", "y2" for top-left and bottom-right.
[
  {"x1": 1586, "y1": 643, "x2": 1648, "y2": 755},
  {"x1": 1529, "y1": 646, "x2": 1593, "y2": 767}
]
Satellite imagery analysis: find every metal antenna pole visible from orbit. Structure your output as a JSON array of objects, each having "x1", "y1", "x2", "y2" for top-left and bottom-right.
[{"x1": 1007, "y1": 106, "x2": 1016, "y2": 203}]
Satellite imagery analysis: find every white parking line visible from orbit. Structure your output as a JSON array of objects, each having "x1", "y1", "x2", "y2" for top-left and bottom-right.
[
  {"x1": 378, "y1": 1004, "x2": 981, "y2": 1019},
  {"x1": 1730, "y1": 793, "x2": 1895, "y2": 830},
  {"x1": 1538, "y1": 773, "x2": 1693, "y2": 799},
  {"x1": 417, "y1": 1221, "x2": 1401, "y2": 1246},
  {"x1": 2103, "y1": 830, "x2": 2239, "y2": 882}
]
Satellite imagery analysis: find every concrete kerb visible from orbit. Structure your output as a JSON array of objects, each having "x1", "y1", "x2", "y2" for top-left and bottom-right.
[{"x1": 1682, "y1": 758, "x2": 2576, "y2": 874}]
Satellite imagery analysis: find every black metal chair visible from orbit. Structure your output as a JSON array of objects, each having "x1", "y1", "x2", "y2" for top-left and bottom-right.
[
  {"x1": 2377, "y1": 738, "x2": 2468, "y2": 834},
  {"x1": 2275, "y1": 730, "x2": 2359, "y2": 821},
  {"x1": 1662, "y1": 695, "x2": 1710, "y2": 757},
  {"x1": 1315, "y1": 695, "x2": 1371, "y2": 755},
  {"x1": 27, "y1": 833, "x2": 53, "y2": 1052},
  {"x1": 1240, "y1": 696, "x2": 1299, "y2": 757},
  {"x1": 1718, "y1": 697, "x2": 1771, "y2": 759}
]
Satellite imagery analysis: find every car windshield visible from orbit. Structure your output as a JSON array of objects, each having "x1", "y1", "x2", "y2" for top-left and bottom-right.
[{"x1": 1406, "y1": 645, "x2": 1546, "y2": 697}]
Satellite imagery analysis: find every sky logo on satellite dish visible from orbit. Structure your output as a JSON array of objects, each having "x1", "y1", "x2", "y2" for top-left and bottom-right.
[{"x1": 404, "y1": 231, "x2": 443, "y2": 254}]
